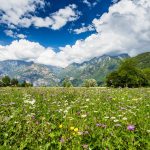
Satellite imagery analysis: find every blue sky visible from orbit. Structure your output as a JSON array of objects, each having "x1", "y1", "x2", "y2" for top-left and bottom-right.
[
  {"x1": 0, "y1": 0, "x2": 112, "y2": 49},
  {"x1": 0, "y1": 0, "x2": 150, "y2": 67}
]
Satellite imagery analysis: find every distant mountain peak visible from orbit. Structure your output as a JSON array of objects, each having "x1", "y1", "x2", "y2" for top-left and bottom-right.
[
  {"x1": 1, "y1": 52, "x2": 148, "y2": 87},
  {"x1": 0, "y1": 60, "x2": 60, "y2": 86}
]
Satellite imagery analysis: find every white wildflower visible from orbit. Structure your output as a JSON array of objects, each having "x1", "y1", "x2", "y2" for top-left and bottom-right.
[
  {"x1": 104, "y1": 116, "x2": 109, "y2": 119},
  {"x1": 122, "y1": 117, "x2": 127, "y2": 120},
  {"x1": 147, "y1": 130, "x2": 150, "y2": 133},
  {"x1": 86, "y1": 99, "x2": 90, "y2": 102},
  {"x1": 114, "y1": 119, "x2": 119, "y2": 122},
  {"x1": 81, "y1": 114, "x2": 87, "y2": 118},
  {"x1": 111, "y1": 117, "x2": 116, "y2": 119}
]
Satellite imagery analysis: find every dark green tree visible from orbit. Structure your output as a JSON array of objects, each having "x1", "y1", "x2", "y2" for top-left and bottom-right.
[
  {"x1": 106, "y1": 71, "x2": 122, "y2": 87},
  {"x1": 11, "y1": 78, "x2": 19, "y2": 86},
  {"x1": 106, "y1": 59, "x2": 148, "y2": 88},
  {"x1": 142, "y1": 68, "x2": 150, "y2": 86},
  {"x1": 2, "y1": 76, "x2": 11, "y2": 86},
  {"x1": 97, "y1": 81, "x2": 104, "y2": 87},
  {"x1": 62, "y1": 79, "x2": 73, "y2": 87},
  {"x1": 0, "y1": 80, "x2": 4, "y2": 87},
  {"x1": 20, "y1": 81, "x2": 33, "y2": 87},
  {"x1": 20, "y1": 81, "x2": 26, "y2": 87}
]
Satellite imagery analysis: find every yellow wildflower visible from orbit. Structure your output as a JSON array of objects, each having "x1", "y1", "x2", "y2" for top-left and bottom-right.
[
  {"x1": 70, "y1": 126, "x2": 74, "y2": 130},
  {"x1": 59, "y1": 124, "x2": 63, "y2": 128},
  {"x1": 74, "y1": 128, "x2": 78, "y2": 132}
]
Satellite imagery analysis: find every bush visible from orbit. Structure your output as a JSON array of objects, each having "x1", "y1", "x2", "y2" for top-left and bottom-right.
[
  {"x1": 83, "y1": 79, "x2": 97, "y2": 87},
  {"x1": 62, "y1": 79, "x2": 73, "y2": 87}
]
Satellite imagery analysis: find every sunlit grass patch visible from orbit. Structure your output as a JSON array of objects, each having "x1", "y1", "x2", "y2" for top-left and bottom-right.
[{"x1": 0, "y1": 87, "x2": 150, "y2": 149}]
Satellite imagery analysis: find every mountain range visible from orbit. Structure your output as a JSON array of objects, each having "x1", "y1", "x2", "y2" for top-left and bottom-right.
[
  {"x1": 0, "y1": 52, "x2": 149, "y2": 86},
  {"x1": 0, "y1": 60, "x2": 60, "y2": 86}
]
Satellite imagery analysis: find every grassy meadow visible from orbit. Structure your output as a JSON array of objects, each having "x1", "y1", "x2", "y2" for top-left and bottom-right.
[{"x1": 0, "y1": 87, "x2": 150, "y2": 149}]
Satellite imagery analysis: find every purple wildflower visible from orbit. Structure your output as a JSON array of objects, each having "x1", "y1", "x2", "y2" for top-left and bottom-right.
[
  {"x1": 76, "y1": 111, "x2": 81, "y2": 115},
  {"x1": 96, "y1": 123, "x2": 107, "y2": 128},
  {"x1": 127, "y1": 125, "x2": 135, "y2": 131},
  {"x1": 96, "y1": 123, "x2": 101, "y2": 127},
  {"x1": 31, "y1": 115, "x2": 35, "y2": 120},
  {"x1": 60, "y1": 137, "x2": 65, "y2": 144}
]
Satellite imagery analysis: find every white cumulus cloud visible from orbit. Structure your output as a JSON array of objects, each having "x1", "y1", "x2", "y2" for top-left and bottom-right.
[
  {"x1": 112, "y1": 0, "x2": 120, "y2": 3},
  {"x1": 73, "y1": 24, "x2": 95, "y2": 34},
  {"x1": 0, "y1": 39, "x2": 46, "y2": 61},
  {"x1": 4, "y1": 30, "x2": 15, "y2": 38},
  {"x1": 4, "y1": 30, "x2": 27, "y2": 39},
  {"x1": 0, "y1": 0, "x2": 45, "y2": 27},
  {"x1": 0, "y1": 0, "x2": 150, "y2": 67},
  {"x1": 60, "y1": 0, "x2": 150, "y2": 66},
  {"x1": 0, "y1": 1, "x2": 80, "y2": 30},
  {"x1": 83, "y1": 0, "x2": 98, "y2": 7},
  {"x1": 31, "y1": 4, "x2": 80, "y2": 30},
  {"x1": 83, "y1": 0, "x2": 92, "y2": 7}
]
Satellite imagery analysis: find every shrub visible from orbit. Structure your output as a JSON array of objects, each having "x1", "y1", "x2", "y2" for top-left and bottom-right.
[
  {"x1": 62, "y1": 79, "x2": 73, "y2": 87},
  {"x1": 83, "y1": 79, "x2": 97, "y2": 87}
]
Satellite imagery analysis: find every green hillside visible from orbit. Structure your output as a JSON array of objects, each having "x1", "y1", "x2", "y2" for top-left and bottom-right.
[
  {"x1": 131, "y1": 52, "x2": 150, "y2": 69},
  {"x1": 58, "y1": 54, "x2": 129, "y2": 86}
]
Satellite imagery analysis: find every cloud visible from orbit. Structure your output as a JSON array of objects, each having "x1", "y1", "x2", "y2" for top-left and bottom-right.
[
  {"x1": 4, "y1": 30, "x2": 15, "y2": 38},
  {"x1": 83, "y1": 0, "x2": 98, "y2": 7},
  {"x1": 0, "y1": 1, "x2": 80, "y2": 30},
  {"x1": 0, "y1": 0, "x2": 150, "y2": 68},
  {"x1": 32, "y1": 4, "x2": 80, "y2": 30},
  {"x1": 4, "y1": 30, "x2": 27, "y2": 39},
  {"x1": 17, "y1": 34, "x2": 27, "y2": 39},
  {"x1": 112, "y1": 0, "x2": 120, "y2": 3},
  {"x1": 73, "y1": 24, "x2": 95, "y2": 34},
  {"x1": 0, "y1": 39, "x2": 69, "y2": 67},
  {"x1": 83, "y1": 0, "x2": 92, "y2": 7},
  {"x1": 0, "y1": 39, "x2": 47, "y2": 61},
  {"x1": 0, "y1": 0, "x2": 45, "y2": 26},
  {"x1": 60, "y1": 0, "x2": 150, "y2": 65}
]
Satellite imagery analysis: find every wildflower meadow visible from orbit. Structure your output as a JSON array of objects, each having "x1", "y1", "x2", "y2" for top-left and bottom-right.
[{"x1": 0, "y1": 87, "x2": 150, "y2": 149}]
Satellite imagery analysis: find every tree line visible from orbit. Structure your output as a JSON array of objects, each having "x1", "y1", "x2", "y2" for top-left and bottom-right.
[
  {"x1": 0, "y1": 59, "x2": 149, "y2": 88},
  {"x1": 62, "y1": 59, "x2": 149, "y2": 88},
  {"x1": 0, "y1": 76, "x2": 33, "y2": 87},
  {"x1": 62, "y1": 78, "x2": 98, "y2": 87},
  {"x1": 106, "y1": 59, "x2": 149, "y2": 88}
]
